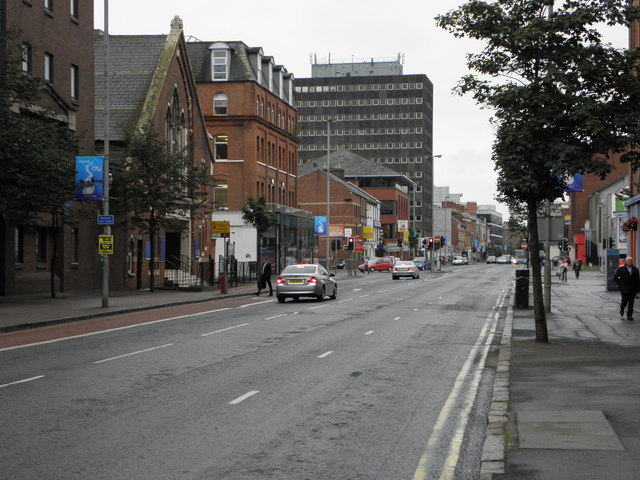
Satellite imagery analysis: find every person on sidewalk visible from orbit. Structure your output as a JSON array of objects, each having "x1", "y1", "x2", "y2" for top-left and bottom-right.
[
  {"x1": 573, "y1": 258, "x2": 582, "y2": 279},
  {"x1": 613, "y1": 256, "x2": 640, "y2": 321},
  {"x1": 560, "y1": 258, "x2": 569, "y2": 282},
  {"x1": 256, "y1": 258, "x2": 273, "y2": 296}
]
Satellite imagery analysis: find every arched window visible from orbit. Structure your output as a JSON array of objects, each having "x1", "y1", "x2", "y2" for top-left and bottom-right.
[
  {"x1": 167, "y1": 89, "x2": 184, "y2": 154},
  {"x1": 214, "y1": 93, "x2": 228, "y2": 115}
]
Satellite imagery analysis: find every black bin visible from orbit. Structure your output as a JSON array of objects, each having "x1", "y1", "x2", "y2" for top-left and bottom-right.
[{"x1": 515, "y1": 269, "x2": 529, "y2": 308}]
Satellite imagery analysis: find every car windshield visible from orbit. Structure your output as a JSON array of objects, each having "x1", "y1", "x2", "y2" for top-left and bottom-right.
[
  {"x1": 397, "y1": 261, "x2": 414, "y2": 266},
  {"x1": 413, "y1": 257, "x2": 426, "y2": 262},
  {"x1": 282, "y1": 265, "x2": 317, "y2": 274}
]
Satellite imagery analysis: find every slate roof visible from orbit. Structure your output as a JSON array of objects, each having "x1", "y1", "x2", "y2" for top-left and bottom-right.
[
  {"x1": 299, "y1": 168, "x2": 380, "y2": 205},
  {"x1": 300, "y1": 150, "x2": 414, "y2": 186},
  {"x1": 187, "y1": 41, "x2": 259, "y2": 83},
  {"x1": 94, "y1": 32, "x2": 167, "y2": 142}
]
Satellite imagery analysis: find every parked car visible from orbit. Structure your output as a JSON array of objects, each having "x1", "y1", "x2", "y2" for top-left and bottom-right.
[
  {"x1": 452, "y1": 256, "x2": 466, "y2": 265},
  {"x1": 365, "y1": 257, "x2": 394, "y2": 272},
  {"x1": 496, "y1": 255, "x2": 509, "y2": 264},
  {"x1": 392, "y1": 261, "x2": 420, "y2": 279},
  {"x1": 276, "y1": 264, "x2": 337, "y2": 303},
  {"x1": 335, "y1": 260, "x2": 346, "y2": 269},
  {"x1": 486, "y1": 255, "x2": 496, "y2": 264},
  {"x1": 412, "y1": 257, "x2": 430, "y2": 270}
]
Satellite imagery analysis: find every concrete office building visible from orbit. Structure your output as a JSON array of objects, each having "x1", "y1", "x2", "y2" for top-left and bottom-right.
[{"x1": 295, "y1": 56, "x2": 434, "y2": 237}]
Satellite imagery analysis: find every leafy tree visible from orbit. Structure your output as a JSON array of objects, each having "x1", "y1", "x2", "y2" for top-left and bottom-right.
[
  {"x1": 1, "y1": 31, "x2": 80, "y2": 297},
  {"x1": 119, "y1": 124, "x2": 213, "y2": 292},
  {"x1": 241, "y1": 196, "x2": 275, "y2": 264},
  {"x1": 437, "y1": 0, "x2": 640, "y2": 341}
]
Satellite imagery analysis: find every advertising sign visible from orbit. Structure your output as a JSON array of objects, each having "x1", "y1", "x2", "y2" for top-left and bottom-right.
[
  {"x1": 363, "y1": 226, "x2": 374, "y2": 240},
  {"x1": 75, "y1": 156, "x2": 104, "y2": 201},
  {"x1": 314, "y1": 216, "x2": 328, "y2": 237},
  {"x1": 329, "y1": 225, "x2": 344, "y2": 238},
  {"x1": 98, "y1": 235, "x2": 114, "y2": 255},
  {"x1": 212, "y1": 221, "x2": 230, "y2": 237},
  {"x1": 354, "y1": 235, "x2": 364, "y2": 253}
]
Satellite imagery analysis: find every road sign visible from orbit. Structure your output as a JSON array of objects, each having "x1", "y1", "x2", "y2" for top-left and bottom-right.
[
  {"x1": 97, "y1": 215, "x2": 114, "y2": 225},
  {"x1": 521, "y1": 242, "x2": 528, "y2": 250},
  {"x1": 212, "y1": 221, "x2": 230, "y2": 237},
  {"x1": 98, "y1": 235, "x2": 114, "y2": 255}
]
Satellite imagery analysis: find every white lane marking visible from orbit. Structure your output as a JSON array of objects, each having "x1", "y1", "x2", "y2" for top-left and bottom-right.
[
  {"x1": 414, "y1": 308, "x2": 419, "y2": 311},
  {"x1": 364, "y1": 330, "x2": 375, "y2": 335},
  {"x1": 353, "y1": 288, "x2": 363, "y2": 292},
  {"x1": 438, "y1": 297, "x2": 443, "y2": 300},
  {"x1": 265, "y1": 314, "x2": 288, "y2": 320},
  {"x1": 93, "y1": 343, "x2": 174, "y2": 364},
  {"x1": 0, "y1": 375, "x2": 45, "y2": 389},
  {"x1": 413, "y1": 289, "x2": 508, "y2": 480},
  {"x1": 360, "y1": 293, "x2": 373, "y2": 298},
  {"x1": 201, "y1": 323, "x2": 249, "y2": 337},
  {"x1": 338, "y1": 298, "x2": 353, "y2": 303},
  {"x1": 308, "y1": 304, "x2": 329, "y2": 310},
  {"x1": 317, "y1": 351, "x2": 333, "y2": 359},
  {"x1": 228, "y1": 390, "x2": 259, "y2": 405},
  {"x1": 378, "y1": 289, "x2": 390, "y2": 293},
  {"x1": 238, "y1": 300, "x2": 272, "y2": 308},
  {"x1": 0, "y1": 308, "x2": 233, "y2": 352},
  {"x1": 394, "y1": 316, "x2": 401, "y2": 321}
]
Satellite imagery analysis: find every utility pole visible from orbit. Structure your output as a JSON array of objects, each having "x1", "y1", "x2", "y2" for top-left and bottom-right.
[
  {"x1": 543, "y1": 1, "x2": 553, "y2": 314},
  {"x1": 326, "y1": 120, "x2": 331, "y2": 270},
  {"x1": 101, "y1": 0, "x2": 111, "y2": 308}
]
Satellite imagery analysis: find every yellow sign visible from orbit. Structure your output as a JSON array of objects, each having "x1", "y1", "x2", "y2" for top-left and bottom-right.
[
  {"x1": 98, "y1": 235, "x2": 114, "y2": 255},
  {"x1": 212, "y1": 221, "x2": 230, "y2": 237},
  {"x1": 363, "y1": 226, "x2": 374, "y2": 240}
]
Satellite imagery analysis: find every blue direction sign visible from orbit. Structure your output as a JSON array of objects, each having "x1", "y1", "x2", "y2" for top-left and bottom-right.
[{"x1": 97, "y1": 215, "x2": 114, "y2": 225}]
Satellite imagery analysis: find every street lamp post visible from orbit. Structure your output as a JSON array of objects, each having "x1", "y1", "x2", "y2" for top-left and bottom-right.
[
  {"x1": 326, "y1": 120, "x2": 331, "y2": 270},
  {"x1": 101, "y1": 0, "x2": 110, "y2": 308}
]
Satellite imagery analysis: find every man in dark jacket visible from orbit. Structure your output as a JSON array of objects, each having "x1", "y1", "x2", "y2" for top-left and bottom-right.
[
  {"x1": 256, "y1": 258, "x2": 273, "y2": 296},
  {"x1": 613, "y1": 256, "x2": 640, "y2": 321}
]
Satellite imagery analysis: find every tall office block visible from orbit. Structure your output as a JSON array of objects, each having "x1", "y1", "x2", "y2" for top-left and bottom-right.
[{"x1": 295, "y1": 57, "x2": 434, "y2": 236}]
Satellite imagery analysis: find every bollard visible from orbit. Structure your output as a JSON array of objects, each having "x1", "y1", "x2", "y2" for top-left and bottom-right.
[{"x1": 219, "y1": 274, "x2": 227, "y2": 294}]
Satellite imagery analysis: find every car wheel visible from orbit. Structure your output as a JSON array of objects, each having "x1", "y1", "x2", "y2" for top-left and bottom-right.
[
  {"x1": 317, "y1": 287, "x2": 325, "y2": 302},
  {"x1": 277, "y1": 295, "x2": 286, "y2": 303},
  {"x1": 293, "y1": 296, "x2": 300, "y2": 302},
  {"x1": 329, "y1": 285, "x2": 337, "y2": 300},
  {"x1": 392, "y1": 276, "x2": 398, "y2": 280}
]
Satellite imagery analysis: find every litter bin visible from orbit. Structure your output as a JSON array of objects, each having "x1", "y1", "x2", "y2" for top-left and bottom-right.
[{"x1": 515, "y1": 269, "x2": 529, "y2": 308}]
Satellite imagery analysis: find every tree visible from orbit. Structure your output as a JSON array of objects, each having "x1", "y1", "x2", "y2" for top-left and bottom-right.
[
  {"x1": 437, "y1": 0, "x2": 640, "y2": 341},
  {"x1": 1, "y1": 31, "x2": 81, "y2": 297},
  {"x1": 241, "y1": 196, "x2": 276, "y2": 264},
  {"x1": 119, "y1": 124, "x2": 213, "y2": 292}
]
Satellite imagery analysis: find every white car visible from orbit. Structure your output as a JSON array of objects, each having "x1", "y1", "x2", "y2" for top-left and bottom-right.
[{"x1": 452, "y1": 256, "x2": 466, "y2": 265}]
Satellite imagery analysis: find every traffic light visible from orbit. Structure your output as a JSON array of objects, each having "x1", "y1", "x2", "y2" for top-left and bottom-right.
[
  {"x1": 397, "y1": 238, "x2": 403, "y2": 247},
  {"x1": 441, "y1": 236, "x2": 447, "y2": 246},
  {"x1": 346, "y1": 236, "x2": 355, "y2": 251},
  {"x1": 422, "y1": 238, "x2": 427, "y2": 247},
  {"x1": 558, "y1": 238, "x2": 568, "y2": 251},
  {"x1": 428, "y1": 237, "x2": 434, "y2": 250}
]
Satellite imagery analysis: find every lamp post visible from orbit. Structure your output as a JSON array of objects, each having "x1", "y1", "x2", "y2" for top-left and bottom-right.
[
  {"x1": 101, "y1": 0, "x2": 111, "y2": 308},
  {"x1": 326, "y1": 120, "x2": 331, "y2": 269}
]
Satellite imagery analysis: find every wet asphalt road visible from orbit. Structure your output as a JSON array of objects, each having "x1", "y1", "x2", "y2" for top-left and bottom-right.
[{"x1": 1, "y1": 264, "x2": 513, "y2": 479}]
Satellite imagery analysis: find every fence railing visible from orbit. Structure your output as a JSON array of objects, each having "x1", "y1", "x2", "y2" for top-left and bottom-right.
[{"x1": 159, "y1": 255, "x2": 258, "y2": 290}]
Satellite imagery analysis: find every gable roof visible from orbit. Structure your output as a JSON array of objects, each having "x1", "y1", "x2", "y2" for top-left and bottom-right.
[
  {"x1": 300, "y1": 150, "x2": 414, "y2": 186},
  {"x1": 298, "y1": 168, "x2": 380, "y2": 205}
]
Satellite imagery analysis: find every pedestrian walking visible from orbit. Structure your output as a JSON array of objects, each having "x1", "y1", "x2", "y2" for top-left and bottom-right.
[
  {"x1": 573, "y1": 259, "x2": 582, "y2": 279},
  {"x1": 256, "y1": 258, "x2": 273, "y2": 296},
  {"x1": 561, "y1": 258, "x2": 569, "y2": 282},
  {"x1": 613, "y1": 256, "x2": 640, "y2": 321}
]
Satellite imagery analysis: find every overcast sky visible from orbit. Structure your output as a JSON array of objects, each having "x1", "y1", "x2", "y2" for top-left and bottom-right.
[{"x1": 95, "y1": 1, "x2": 630, "y2": 220}]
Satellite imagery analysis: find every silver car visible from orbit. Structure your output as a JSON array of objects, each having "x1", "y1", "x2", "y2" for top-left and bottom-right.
[
  {"x1": 275, "y1": 264, "x2": 337, "y2": 303},
  {"x1": 392, "y1": 260, "x2": 420, "y2": 280}
]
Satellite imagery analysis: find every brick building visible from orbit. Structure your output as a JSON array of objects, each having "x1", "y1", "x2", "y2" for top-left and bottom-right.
[
  {"x1": 298, "y1": 168, "x2": 380, "y2": 264},
  {"x1": 0, "y1": 0, "x2": 97, "y2": 294},
  {"x1": 186, "y1": 40, "x2": 314, "y2": 272},
  {"x1": 94, "y1": 17, "x2": 214, "y2": 290}
]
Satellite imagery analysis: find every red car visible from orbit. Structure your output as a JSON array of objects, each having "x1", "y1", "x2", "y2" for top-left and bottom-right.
[{"x1": 361, "y1": 257, "x2": 394, "y2": 272}]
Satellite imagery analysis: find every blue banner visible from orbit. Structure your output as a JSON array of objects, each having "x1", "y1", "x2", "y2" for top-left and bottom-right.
[
  {"x1": 566, "y1": 173, "x2": 584, "y2": 193},
  {"x1": 314, "y1": 216, "x2": 328, "y2": 237},
  {"x1": 75, "y1": 156, "x2": 104, "y2": 201}
]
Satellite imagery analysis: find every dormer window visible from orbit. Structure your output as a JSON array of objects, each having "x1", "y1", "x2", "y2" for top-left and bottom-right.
[{"x1": 209, "y1": 42, "x2": 230, "y2": 81}]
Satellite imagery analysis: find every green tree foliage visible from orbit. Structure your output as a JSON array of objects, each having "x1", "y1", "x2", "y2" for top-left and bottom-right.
[
  {"x1": 437, "y1": 0, "x2": 640, "y2": 341},
  {"x1": 241, "y1": 196, "x2": 275, "y2": 263},
  {"x1": 120, "y1": 124, "x2": 213, "y2": 291}
]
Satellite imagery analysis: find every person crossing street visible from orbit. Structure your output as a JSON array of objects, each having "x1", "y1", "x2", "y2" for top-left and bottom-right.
[{"x1": 256, "y1": 258, "x2": 273, "y2": 296}]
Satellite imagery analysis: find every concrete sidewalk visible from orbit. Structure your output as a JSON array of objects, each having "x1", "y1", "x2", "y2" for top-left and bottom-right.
[
  {"x1": 483, "y1": 269, "x2": 640, "y2": 480},
  {"x1": 0, "y1": 269, "x2": 368, "y2": 333}
]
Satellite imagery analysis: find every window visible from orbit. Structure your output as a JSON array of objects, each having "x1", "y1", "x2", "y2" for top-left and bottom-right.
[
  {"x1": 21, "y1": 43, "x2": 32, "y2": 73},
  {"x1": 71, "y1": 228, "x2": 79, "y2": 264},
  {"x1": 44, "y1": 0, "x2": 53, "y2": 12},
  {"x1": 70, "y1": 0, "x2": 78, "y2": 18},
  {"x1": 15, "y1": 227, "x2": 24, "y2": 264},
  {"x1": 70, "y1": 64, "x2": 79, "y2": 100},
  {"x1": 44, "y1": 53, "x2": 54, "y2": 83},
  {"x1": 36, "y1": 227, "x2": 47, "y2": 264},
  {"x1": 214, "y1": 135, "x2": 228, "y2": 159},
  {"x1": 214, "y1": 93, "x2": 228, "y2": 115},
  {"x1": 210, "y1": 46, "x2": 230, "y2": 81},
  {"x1": 214, "y1": 181, "x2": 228, "y2": 208}
]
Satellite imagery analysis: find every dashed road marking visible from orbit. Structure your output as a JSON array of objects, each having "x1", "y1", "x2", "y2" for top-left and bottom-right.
[
  {"x1": 0, "y1": 375, "x2": 45, "y2": 389},
  {"x1": 201, "y1": 323, "x2": 249, "y2": 337},
  {"x1": 228, "y1": 390, "x2": 259, "y2": 405},
  {"x1": 93, "y1": 343, "x2": 173, "y2": 364},
  {"x1": 318, "y1": 351, "x2": 333, "y2": 359}
]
